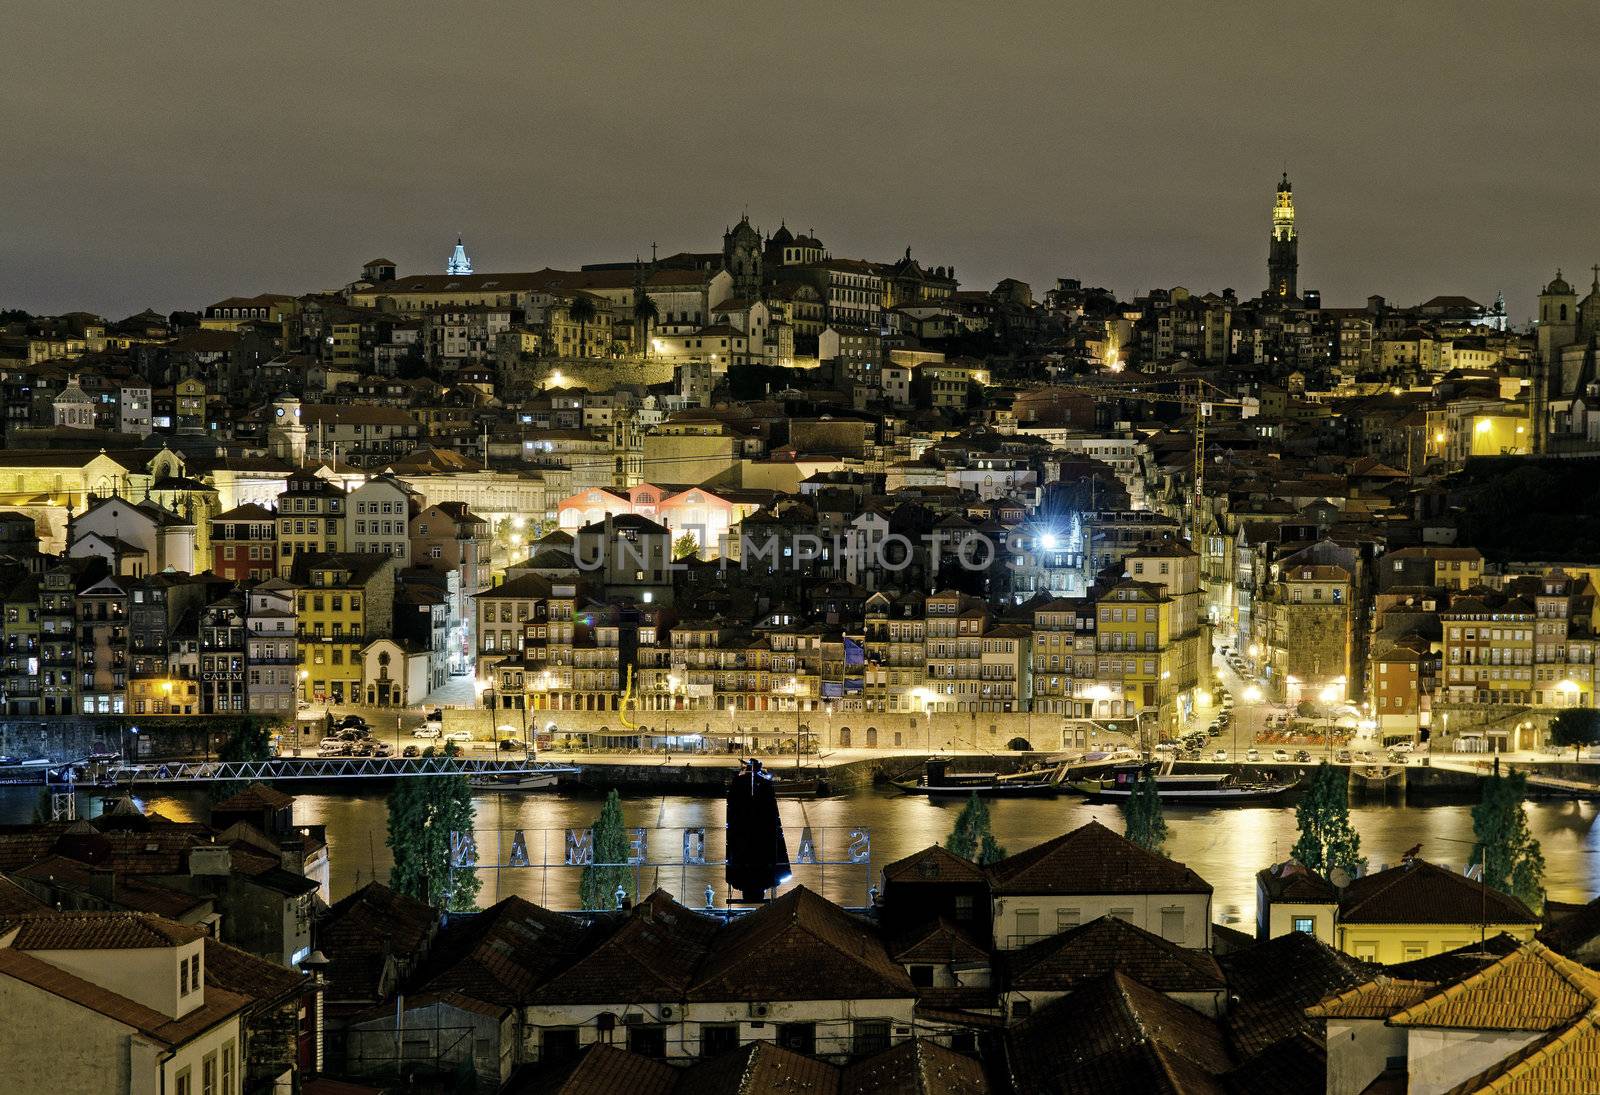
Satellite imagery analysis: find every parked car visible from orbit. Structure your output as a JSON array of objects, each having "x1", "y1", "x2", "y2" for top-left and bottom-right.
[
  {"x1": 1295, "y1": 749, "x2": 1312, "y2": 763},
  {"x1": 443, "y1": 730, "x2": 473, "y2": 743},
  {"x1": 317, "y1": 738, "x2": 347, "y2": 756},
  {"x1": 402, "y1": 745, "x2": 421, "y2": 758},
  {"x1": 1246, "y1": 748, "x2": 1261, "y2": 762},
  {"x1": 1212, "y1": 749, "x2": 1229, "y2": 762},
  {"x1": 1388, "y1": 751, "x2": 1408, "y2": 764},
  {"x1": 1336, "y1": 749, "x2": 1352, "y2": 763},
  {"x1": 1273, "y1": 749, "x2": 1290, "y2": 762},
  {"x1": 1207, "y1": 725, "x2": 1223, "y2": 738},
  {"x1": 1390, "y1": 741, "x2": 1413, "y2": 753},
  {"x1": 411, "y1": 724, "x2": 442, "y2": 739},
  {"x1": 498, "y1": 737, "x2": 527, "y2": 752},
  {"x1": 337, "y1": 714, "x2": 368, "y2": 731}
]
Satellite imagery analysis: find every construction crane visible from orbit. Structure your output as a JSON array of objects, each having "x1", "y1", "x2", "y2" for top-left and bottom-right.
[{"x1": 1042, "y1": 377, "x2": 1247, "y2": 550}]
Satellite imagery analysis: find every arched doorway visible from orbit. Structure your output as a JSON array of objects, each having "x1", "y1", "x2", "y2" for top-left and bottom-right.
[
  {"x1": 866, "y1": 726, "x2": 878, "y2": 748},
  {"x1": 838, "y1": 726, "x2": 851, "y2": 747}
]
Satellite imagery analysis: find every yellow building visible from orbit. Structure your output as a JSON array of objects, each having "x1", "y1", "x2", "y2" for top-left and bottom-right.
[
  {"x1": 294, "y1": 554, "x2": 396, "y2": 706},
  {"x1": 1335, "y1": 860, "x2": 1538, "y2": 963},
  {"x1": 128, "y1": 675, "x2": 200, "y2": 717},
  {"x1": 1260, "y1": 858, "x2": 1538, "y2": 964},
  {"x1": 276, "y1": 472, "x2": 348, "y2": 578},
  {"x1": 1091, "y1": 580, "x2": 1175, "y2": 727}
]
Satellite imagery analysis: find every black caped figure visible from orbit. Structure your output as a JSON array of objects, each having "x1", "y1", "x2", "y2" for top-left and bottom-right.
[{"x1": 725, "y1": 758, "x2": 791, "y2": 902}]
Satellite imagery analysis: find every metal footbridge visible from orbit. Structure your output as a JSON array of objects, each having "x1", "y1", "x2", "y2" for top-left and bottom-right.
[{"x1": 102, "y1": 756, "x2": 580, "y2": 785}]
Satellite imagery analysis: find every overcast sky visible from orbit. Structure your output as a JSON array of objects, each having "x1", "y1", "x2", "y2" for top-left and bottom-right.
[{"x1": 4, "y1": 2, "x2": 1595, "y2": 323}]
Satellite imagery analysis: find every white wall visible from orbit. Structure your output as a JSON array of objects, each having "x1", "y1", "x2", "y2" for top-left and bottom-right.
[
  {"x1": 1406, "y1": 1027, "x2": 1542, "y2": 1095},
  {"x1": 991, "y1": 894, "x2": 1211, "y2": 950},
  {"x1": 1326, "y1": 1019, "x2": 1406, "y2": 1095}
]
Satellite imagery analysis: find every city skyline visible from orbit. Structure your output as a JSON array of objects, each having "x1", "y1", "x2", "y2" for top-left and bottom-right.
[{"x1": 5, "y1": 2, "x2": 1598, "y2": 319}]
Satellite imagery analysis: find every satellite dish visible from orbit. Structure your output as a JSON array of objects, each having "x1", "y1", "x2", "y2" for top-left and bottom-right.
[{"x1": 1329, "y1": 867, "x2": 1351, "y2": 889}]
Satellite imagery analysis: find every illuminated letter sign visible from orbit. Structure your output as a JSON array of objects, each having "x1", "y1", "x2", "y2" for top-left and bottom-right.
[
  {"x1": 847, "y1": 828, "x2": 871, "y2": 864},
  {"x1": 449, "y1": 831, "x2": 478, "y2": 868},
  {"x1": 565, "y1": 828, "x2": 594, "y2": 865},
  {"x1": 628, "y1": 828, "x2": 647, "y2": 865},
  {"x1": 682, "y1": 827, "x2": 706, "y2": 864},
  {"x1": 508, "y1": 830, "x2": 530, "y2": 868},
  {"x1": 795, "y1": 826, "x2": 818, "y2": 865}
]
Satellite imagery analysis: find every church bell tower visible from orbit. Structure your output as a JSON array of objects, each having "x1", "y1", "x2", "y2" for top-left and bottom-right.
[{"x1": 1267, "y1": 172, "x2": 1298, "y2": 301}]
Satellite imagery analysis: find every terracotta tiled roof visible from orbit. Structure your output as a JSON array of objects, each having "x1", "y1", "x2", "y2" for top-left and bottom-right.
[
  {"x1": 689, "y1": 886, "x2": 914, "y2": 1003},
  {"x1": 529, "y1": 890, "x2": 718, "y2": 1005},
  {"x1": 1256, "y1": 861, "x2": 1338, "y2": 905},
  {"x1": 0, "y1": 875, "x2": 49, "y2": 920},
  {"x1": 1222, "y1": 1030, "x2": 1327, "y2": 1095},
  {"x1": 212, "y1": 783, "x2": 294, "y2": 812},
  {"x1": 1306, "y1": 977, "x2": 1437, "y2": 1020},
  {"x1": 1220, "y1": 931, "x2": 1375, "y2": 1058},
  {"x1": 417, "y1": 894, "x2": 584, "y2": 1010},
  {"x1": 985, "y1": 820, "x2": 1211, "y2": 896},
  {"x1": 1540, "y1": 895, "x2": 1600, "y2": 958},
  {"x1": 525, "y1": 1042, "x2": 677, "y2": 1095},
  {"x1": 1442, "y1": 1011, "x2": 1600, "y2": 1095},
  {"x1": 1388, "y1": 942, "x2": 1600, "y2": 1031},
  {"x1": 1384, "y1": 933, "x2": 1522, "y2": 983},
  {"x1": 878, "y1": 844, "x2": 981, "y2": 886},
  {"x1": 203, "y1": 937, "x2": 306, "y2": 1003},
  {"x1": 319, "y1": 882, "x2": 438, "y2": 1002},
  {"x1": 1339, "y1": 860, "x2": 1538, "y2": 927},
  {"x1": 0, "y1": 947, "x2": 248, "y2": 1048},
  {"x1": 891, "y1": 918, "x2": 989, "y2": 966},
  {"x1": 1003, "y1": 915, "x2": 1225, "y2": 995},
  {"x1": 6, "y1": 910, "x2": 205, "y2": 950},
  {"x1": 842, "y1": 1037, "x2": 990, "y2": 1095},
  {"x1": 1005, "y1": 971, "x2": 1231, "y2": 1095},
  {"x1": 685, "y1": 1039, "x2": 842, "y2": 1094}
]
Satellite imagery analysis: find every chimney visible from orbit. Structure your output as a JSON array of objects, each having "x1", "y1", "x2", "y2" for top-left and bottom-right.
[{"x1": 189, "y1": 844, "x2": 232, "y2": 877}]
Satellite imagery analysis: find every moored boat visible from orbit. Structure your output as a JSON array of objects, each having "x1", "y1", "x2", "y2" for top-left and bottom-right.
[
  {"x1": 1070, "y1": 763, "x2": 1298, "y2": 805},
  {"x1": 891, "y1": 758, "x2": 1067, "y2": 798},
  {"x1": 469, "y1": 770, "x2": 564, "y2": 791}
]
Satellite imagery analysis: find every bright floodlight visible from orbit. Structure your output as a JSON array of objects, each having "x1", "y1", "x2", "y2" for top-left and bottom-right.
[{"x1": 1041, "y1": 533, "x2": 1058, "y2": 551}]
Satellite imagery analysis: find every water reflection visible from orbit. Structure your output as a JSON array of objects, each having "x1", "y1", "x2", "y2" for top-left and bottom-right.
[{"x1": 6, "y1": 786, "x2": 1600, "y2": 923}]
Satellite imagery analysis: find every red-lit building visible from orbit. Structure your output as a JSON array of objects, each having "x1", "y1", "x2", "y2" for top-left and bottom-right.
[{"x1": 210, "y1": 502, "x2": 278, "y2": 582}]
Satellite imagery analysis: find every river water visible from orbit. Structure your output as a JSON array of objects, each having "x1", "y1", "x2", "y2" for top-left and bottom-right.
[{"x1": 7, "y1": 786, "x2": 1600, "y2": 925}]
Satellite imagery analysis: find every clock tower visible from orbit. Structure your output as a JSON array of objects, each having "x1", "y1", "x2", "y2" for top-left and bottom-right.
[
  {"x1": 268, "y1": 395, "x2": 306, "y2": 464},
  {"x1": 1267, "y1": 172, "x2": 1298, "y2": 301}
]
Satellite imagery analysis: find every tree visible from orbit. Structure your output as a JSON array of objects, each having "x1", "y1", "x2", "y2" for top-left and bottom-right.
[
  {"x1": 1291, "y1": 762, "x2": 1362, "y2": 878},
  {"x1": 945, "y1": 792, "x2": 1006, "y2": 865},
  {"x1": 633, "y1": 293, "x2": 659, "y2": 356},
  {"x1": 1122, "y1": 772, "x2": 1167, "y2": 854},
  {"x1": 218, "y1": 718, "x2": 271, "y2": 761},
  {"x1": 1473, "y1": 770, "x2": 1545, "y2": 912},
  {"x1": 579, "y1": 789, "x2": 635, "y2": 910},
  {"x1": 568, "y1": 294, "x2": 598, "y2": 358},
  {"x1": 673, "y1": 531, "x2": 700, "y2": 560},
  {"x1": 386, "y1": 746, "x2": 481, "y2": 911},
  {"x1": 1549, "y1": 708, "x2": 1600, "y2": 761}
]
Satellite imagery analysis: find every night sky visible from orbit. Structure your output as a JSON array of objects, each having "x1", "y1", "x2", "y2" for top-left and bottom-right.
[{"x1": 6, "y1": 2, "x2": 1595, "y2": 321}]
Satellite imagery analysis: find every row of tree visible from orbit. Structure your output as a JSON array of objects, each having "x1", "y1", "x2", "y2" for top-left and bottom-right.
[{"x1": 941, "y1": 755, "x2": 1548, "y2": 914}]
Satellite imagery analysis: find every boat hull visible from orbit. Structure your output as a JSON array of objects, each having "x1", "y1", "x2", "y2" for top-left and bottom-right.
[
  {"x1": 1070, "y1": 781, "x2": 1297, "y2": 805},
  {"x1": 892, "y1": 780, "x2": 1062, "y2": 798},
  {"x1": 469, "y1": 772, "x2": 563, "y2": 791}
]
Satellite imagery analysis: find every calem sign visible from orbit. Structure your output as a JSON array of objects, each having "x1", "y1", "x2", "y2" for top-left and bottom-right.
[{"x1": 449, "y1": 825, "x2": 870, "y2": 869}]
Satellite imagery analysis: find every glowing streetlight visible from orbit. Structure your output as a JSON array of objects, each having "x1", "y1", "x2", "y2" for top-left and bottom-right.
[
  {"x1": 1318, "y1": 684, "x2": 1340, "y2": 704},
  {"x1": 1243, "y1": 685, "x2": 1262, "y2": 702},
  {"x1": 1247, "y1": 643, "x2": 1260, "y2": 659},
  {"x1": 1040, "y1": 533, "x2": 1058, "y2": 551},
  {"x1": 1558, "y1": 679, "x2": 1580, "y2": 705}
]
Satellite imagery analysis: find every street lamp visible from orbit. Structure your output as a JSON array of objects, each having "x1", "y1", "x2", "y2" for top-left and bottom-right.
[
  {"x1": 1318, "y1": 683, "x2": 1341, "y2": 761},
  {"x1": 1557, "y1": 679, "x2": 1580, "y2": 707},
  {"x1": 1241, "y1": 685, "x2": 1262, "y2": 758}
]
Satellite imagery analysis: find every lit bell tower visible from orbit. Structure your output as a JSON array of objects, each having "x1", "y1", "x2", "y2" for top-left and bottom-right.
[{"x1": 1267, "y1": 172, "x2": 1298, "y2": 301}]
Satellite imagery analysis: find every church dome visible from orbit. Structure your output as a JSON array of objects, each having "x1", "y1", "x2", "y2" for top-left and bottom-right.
[{"x1": 1545, "y1": 269, "x2": 1573, "y2": 296}]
